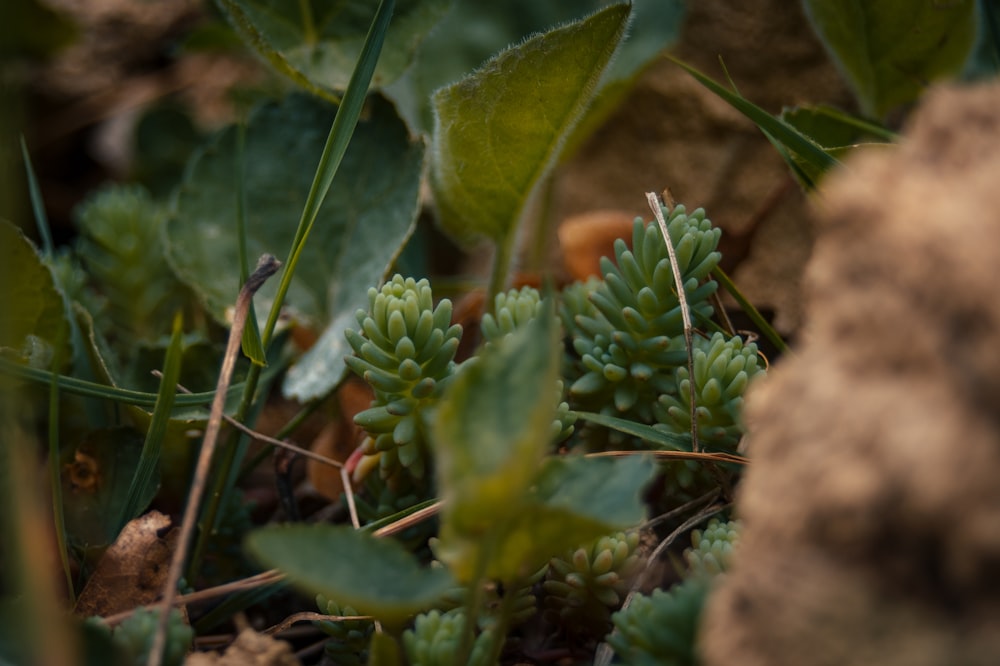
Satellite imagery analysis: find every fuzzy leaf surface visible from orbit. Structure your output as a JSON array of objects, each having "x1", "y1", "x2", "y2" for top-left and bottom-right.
[
  {"x1": 429, "y1": 3, "x2": 629, "y2": 245},
  {"x1": 802, "y1": 0, "x2": 977, "y2": 118},
  {"x1": 246, "y1": 525, "x2": 454, "y2": 625},
  {"x1": 219, "y1": 0, "x2": 450, "y2": 92},
  {"x1": 0, "y1": 220, "x2": 69, "y2": 370},
  {"x1": 168, "y1": 93, "x2": 423, "y2": 399}
]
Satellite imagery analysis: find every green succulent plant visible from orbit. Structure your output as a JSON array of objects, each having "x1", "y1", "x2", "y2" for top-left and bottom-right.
[
  {"x1": 345, "y1": 274, "x2": 463, "y2": 480},
  {"x1": 543, "y1": 530, "x2": 643, "y2": 636},
  {"x1": 655, "y1": 333, "x2": 763, "y2": 448},
  {"x1": 565, "y1": 206, "x2": 722, "y2": 424},
  {"x1": 608, "y1": 576, "x2": 710, "y2": 666},
  {"x1": 402, "y1": 609, "x2": 495, "y2": 666},
  {"x1": 109, "y1": 607, "x2": 192, "y2": 666},
  {"x1": 684, "y1": 517, "x2": 740, "y2": 578},
  {"x1": 314, "y1": 594, "x2": 375, "y2": 665}
]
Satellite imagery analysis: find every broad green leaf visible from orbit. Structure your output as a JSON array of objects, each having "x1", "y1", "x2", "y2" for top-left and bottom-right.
[
  {"x1": 246, "y1": 525, "x2": 454, "y2": 626},
  {"x1": 167, "y1": 93, "x2": 423, "y2": 399},
  {"x1": 0, "y1": 219, "x2": 70, "y2": 371},
  {"x1": 434, "y1": 305, "x2": 560, "y2": 539},
  {"x1": 437, "y1": 455, "x2": 654, "y2": 583},
  {"x1": 217, "y1": 0, "x2": 451, "y2": 94},
  {"x1": 802, "y1": 0, "x2": 977, "y2": 119},
  {"x1": 388, "y1": 0, "x2": 684, "y2": 133},
  {"x1": 429, "y1": 3, "x2": 629, "y2": 246}
]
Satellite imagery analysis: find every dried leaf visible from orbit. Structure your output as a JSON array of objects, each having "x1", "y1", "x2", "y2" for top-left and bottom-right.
[{"x1": 74, "y1": 511, "x2": 176, "y2": 618}]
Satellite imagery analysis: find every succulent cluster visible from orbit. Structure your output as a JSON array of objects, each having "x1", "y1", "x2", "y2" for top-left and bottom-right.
[
  {"x1": 564, "y1": 206, "x2": 722, "y2": 424},
  {"x1": 607, "y1": 577, "x2": 710, "y2": 666},
  {"x1": 109, "y1": 607, "x2": 192, "y2": 666},
  {"x1": 345, "y1": 274, "x2": 463, "y2": 481},
  {"x1": 543, "y1": 530, "x2": 644, "y2": 636},
  {"x1": 402, "y1": 609, "x2": 495, "y2": 666},
  {"x1": 684, "y1": 517, "x2": 741, "y2": 578},
  {"x1": 608, "y1": 517, "x2": 741, "y2": 666},
  {"x1": 655, "y1": 333, "x2": 764, "y2": 448},
  {"x1": 314, "y1": 594, "x2": 374, "y2": 665}
]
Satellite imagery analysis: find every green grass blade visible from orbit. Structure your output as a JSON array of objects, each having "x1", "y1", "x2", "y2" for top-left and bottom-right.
[
  {"x1": 260, "y1": 0, "x2": 396, "y2": 349},
  {"x1": 234, "y1": 119, "x2": 267, "y2": 366},
  {"x1": 712, "y1": 265, "x2": 789, "y2": 354},
  {"x1": 45, "y1": 325, "x2": 74, "y2": 604},
  {"x1": 666, "y1": 55, "x2": 841, "y2": 178},
  {"x1": 0, "y1": 354, "x2": 276, "y2": 411},
  {"x1": 573, "y1": 410, "x2": 690, "y2": 451},
  {"x1": 117, "y1": 313, "x2": 184, "y2": 532},
  {"x1": 19, "y1": 136, "x2": 53, "y2": 257}
]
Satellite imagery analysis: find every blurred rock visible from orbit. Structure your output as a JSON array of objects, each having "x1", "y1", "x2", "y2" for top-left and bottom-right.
[{"x1": 701, "y1": 81, "x2": 1000, "y2": 666}]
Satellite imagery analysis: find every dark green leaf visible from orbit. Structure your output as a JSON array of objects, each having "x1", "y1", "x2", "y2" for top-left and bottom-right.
[
  {"x1": 217, "y1": 0, "x2": 450, "y2": 94},
  {"x1": 802, "y1": 0, "x2": 977, "y2": 119},
  {"x1": 0, "y1": 219, "x2": 70, "y2": 372},
  {"x1": 246, "y1": 525, "x2": 454, "y2": 625},
  {"x1": 167, "y1": 94, "x2": 422, "y2": 400},
  {"x1": 429, "y1": 3, "x2": 629, "y2": 246}
]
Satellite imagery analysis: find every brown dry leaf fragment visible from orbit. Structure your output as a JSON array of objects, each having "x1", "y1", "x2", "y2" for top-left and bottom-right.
[
  {"x1": 307, "y1": 377, "x2": 373, "y2": 501},
  {"x1": 558, "y1": 210, "x2": 636, "y2": 281},
  {"x1": 184, "y1": 628, "x2": 299, "y2": 666},
  {"x1": 74, "y1": 510, "x2": 177, "y2": 617}
]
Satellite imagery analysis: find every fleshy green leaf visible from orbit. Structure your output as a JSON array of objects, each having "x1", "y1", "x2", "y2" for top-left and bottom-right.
[
  {"x1": 167, "y1": 93, "x2": 423, "y2": 399},
  {"x1": 429, "y1": 3, "x2": 629, "y2": 246},
  {"x1": 801, "y1": 0, "x2": 977, "y2": 119},
  {"x1": 245, "y1": 525, "x2": 454, "y2": 626},
  {"x1": 434, "y1": 304, "x2": 560, "y2": 538},
  {"x1": 217, "y1": 0, "x2": 451, "y2": 94},
  {"x1": 0, "y1": 219, "x2": 70, "y2": 372}
]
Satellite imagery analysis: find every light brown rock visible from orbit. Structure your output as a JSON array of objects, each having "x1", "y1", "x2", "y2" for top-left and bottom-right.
[{"x1": 701, "y1": 82, "x2": 1000, "y2": 666}]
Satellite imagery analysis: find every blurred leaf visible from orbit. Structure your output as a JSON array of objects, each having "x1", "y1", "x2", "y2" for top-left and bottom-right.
[
  {"x1": 75, "y1": 185, "x2": 195, "y2": 345},
  {"x1": 433, "y1": 308, "x2": 562, "y2": 581},
  {"x1": 429, "y1": 3, "x2": 629, "y2": 246},
  {"x1": 802, "y1": 0, "x2": 977, "y2": 119},
  {"x1": 246, "y1": 525, "x2": 454, "y2": 626},
  {"x1": 217, "y1": 0, "x2": 450, "y2": 95},
  {"x1": 434, "y1": 306, "x2": 560, "y2": 537},
  {"x1": 437, "y1": 455, "x2": 654, "y2": 583},
  {"x1": 963, "y1": 0, "x2": 1000, "y2": 80},
  {"x1": 573, "y1": 411, "x2": 689, "y2": 451},
  {"x1": 0, "y1": 219, "x2": 69, "y2": 372},
  {"x1": 132, "y1": 105, "x2": 206, "y2": 198},
  {"x1": 487, "y1": 455, "x2": 653, "y2": 581},
  {"x1": 168, "y1": 93, "x2": 423, "y2": 400},
  {"x1": 368, "y1": 632, "x2": 403, "y2": 666}
]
